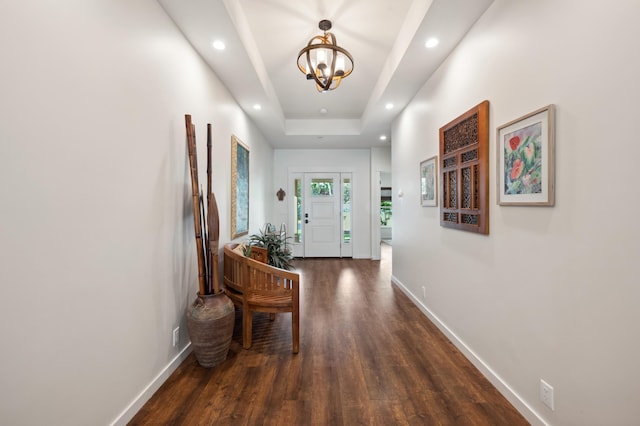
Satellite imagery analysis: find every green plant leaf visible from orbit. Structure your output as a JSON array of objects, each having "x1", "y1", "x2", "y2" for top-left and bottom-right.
[{"x1": 246, "y1": 225, "x2": 294, "y2": 270}]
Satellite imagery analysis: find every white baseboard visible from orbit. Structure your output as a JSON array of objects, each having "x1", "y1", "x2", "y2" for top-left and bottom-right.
[
  {"x1": 110, "y1": 343, "x2": 192, "y2": 426},
  {"x1": 390, "y1": 275, "x2": 548, "y2": 426}
]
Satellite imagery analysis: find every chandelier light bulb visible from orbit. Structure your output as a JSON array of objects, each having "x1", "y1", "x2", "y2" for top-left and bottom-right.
[
  {"x1": 317, "y1": 49, "x2": 327, "y2": 68},
  {"x1": 335, "y1": 55, "x2": 345, "y2": 75}
]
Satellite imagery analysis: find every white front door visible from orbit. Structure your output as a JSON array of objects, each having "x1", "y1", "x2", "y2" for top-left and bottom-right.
[{"x1": 303, "y1": 173, "x2": 341, "y2": 257}]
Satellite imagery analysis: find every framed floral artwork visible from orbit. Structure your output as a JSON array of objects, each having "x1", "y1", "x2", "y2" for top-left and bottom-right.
[
  {"x1": 497, "y1": 105, "x2": 555, "y2": 206},
  {"x1": 420, "y1": 156, "x2": 438, "y2": 207}
]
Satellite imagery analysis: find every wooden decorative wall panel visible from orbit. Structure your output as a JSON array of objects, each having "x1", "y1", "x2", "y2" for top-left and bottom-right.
[{"x1": 439, "y1": 101, "x2": 489, "y2": 234}]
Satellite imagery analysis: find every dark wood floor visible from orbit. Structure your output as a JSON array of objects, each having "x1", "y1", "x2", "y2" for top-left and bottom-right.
[{"x1": 130, "y1": 244, "x2": 528, "y2": 425}]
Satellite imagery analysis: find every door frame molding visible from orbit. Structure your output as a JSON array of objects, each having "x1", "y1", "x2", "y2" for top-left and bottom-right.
[
  {"x1": 371, "y1": 170, "x2": 382, "y2": 260},
  {"x1": 287, "y1": 167, "x2": 354, "y2": 258}
]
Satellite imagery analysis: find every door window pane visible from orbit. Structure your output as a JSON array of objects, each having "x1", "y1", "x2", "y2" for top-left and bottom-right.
[
  {"x1": 343, "y1": 178, "x2": 351, "y2": 243},
  {"x1": 310, "y1": 178, "x2": 334, "y2": 196},
  {"x1": 294, "y1": 178, "x2": 302, "y2": 243}
]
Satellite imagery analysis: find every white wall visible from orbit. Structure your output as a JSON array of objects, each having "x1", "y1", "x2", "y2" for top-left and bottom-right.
[
  {"x1": 0, "y1": 1, "x2": 272, "y2": 425},
  {"x1": 380, "y1": 172, "x2": 392, "y2": 187},
  {"x1": 391, "y1": 0, "x2": 640, "y2": 425},
  {"x1": 273, "y1": 149, "x2": 372, "y2": 258},
  {"x1": 372, "y1": 146, "x2": 392, "y2": 177}
]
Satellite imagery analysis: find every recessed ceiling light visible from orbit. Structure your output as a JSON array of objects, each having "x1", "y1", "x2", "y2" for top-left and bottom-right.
[
  {"x1": 380, "y1": 135, "x2": 387, "y2": 141},
  {"x1": 212, "y1": 40, "x2": 226, "y2": 50},
  {"x1": 319, "y1": 108, "x2": 328, "y2": 114},
  {"x1": 385, "y1": 103, "x2": 394, "y2": 110},
  {"x1": 425, "y1": 38, "x2": 439, "y2": 48},
  {"x1": 253, "y1": 104, "x2": 261, "y2": 110}
]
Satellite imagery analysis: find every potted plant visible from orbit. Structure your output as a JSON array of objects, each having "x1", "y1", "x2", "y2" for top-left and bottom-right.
[
  {"x1": 184, "y1": 115, "x2": 235, "y2": 368},
  {"x1": 244, "y1": 225, "x2": 294, "y2": 270},
  {"x1": 380, "y1": 200, "x2": 392, "y2": 226}
]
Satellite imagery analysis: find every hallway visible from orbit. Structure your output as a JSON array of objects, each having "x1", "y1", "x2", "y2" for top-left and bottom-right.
[{"x1": 130, "y1": 246, "x2": 527, "y2": 425}]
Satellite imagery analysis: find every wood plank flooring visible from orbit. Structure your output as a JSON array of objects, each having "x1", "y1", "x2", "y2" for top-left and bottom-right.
[{"x1": 130, "y1": 244, "x2": 528, "y2": 425}]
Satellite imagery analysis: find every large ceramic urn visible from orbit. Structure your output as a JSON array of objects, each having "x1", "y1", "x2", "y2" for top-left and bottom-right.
[{"x1": 187, "y1": 291, "x2": 234, "y2": 368}]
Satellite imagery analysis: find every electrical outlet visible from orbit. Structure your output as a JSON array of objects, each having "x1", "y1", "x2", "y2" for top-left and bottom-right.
[
  {"x1": 422, "y1": 286, "x2": 426, "y2": 300},
  {"x1": 540, "y1": 379, "x2": 554, "y2": 410},
  {"x1": 172, "y1": 327, "x2": 180, "y2": 347}
]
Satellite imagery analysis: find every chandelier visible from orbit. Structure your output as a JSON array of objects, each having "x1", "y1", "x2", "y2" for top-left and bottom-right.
[{"x1": 297, "y1": 20, "x2": 354, "y2": 92}]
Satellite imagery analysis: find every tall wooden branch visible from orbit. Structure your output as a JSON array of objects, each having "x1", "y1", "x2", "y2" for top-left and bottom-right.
[
  {"x1": 205, "y1": 124, "x2": 212, "y2": 294},
  {"x1": 207, "y1": 123, "x2": 221, "y2": 294},
  {"x1": 199, "y1": 186, "x2": 209, "y2": 283},
  {"x1": 185, "y1": 114, "x2": 208, "y2": 295}
]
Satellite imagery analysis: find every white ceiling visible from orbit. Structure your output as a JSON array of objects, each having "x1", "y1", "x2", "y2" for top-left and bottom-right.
[{"x1": 158, "y1": 0, "x2": 493, "y2": 149}]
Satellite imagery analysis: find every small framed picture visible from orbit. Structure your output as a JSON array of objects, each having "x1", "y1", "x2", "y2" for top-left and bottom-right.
[
  {"x1": 497, "y1": 105, "x2": 555, "y2": 206},
  {"x1": 420, "y1": 156, "x2": 438, "y2": 207}
]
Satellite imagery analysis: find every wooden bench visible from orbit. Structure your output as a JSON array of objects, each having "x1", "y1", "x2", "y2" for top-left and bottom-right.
[{"x1": 223, "y1": 242, "x2": 300, "y2": 353}]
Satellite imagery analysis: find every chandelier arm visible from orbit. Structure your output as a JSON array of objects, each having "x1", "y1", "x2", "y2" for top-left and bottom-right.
[
  {"x1": 300, "y1": 44, "x2": 332, "y2": 91},
  {"x1": 323, "y1": 33, "x2": 354, "y2": 79},
  {"x1": 303, "y1": 49, "x2": 329, "y2": 90},
  {"x1": 297, "y1": 34, "x2": 332, "y2": 74},
  {"x1": 324, "y1": 32, "x2": 337, "y2": 89}
]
